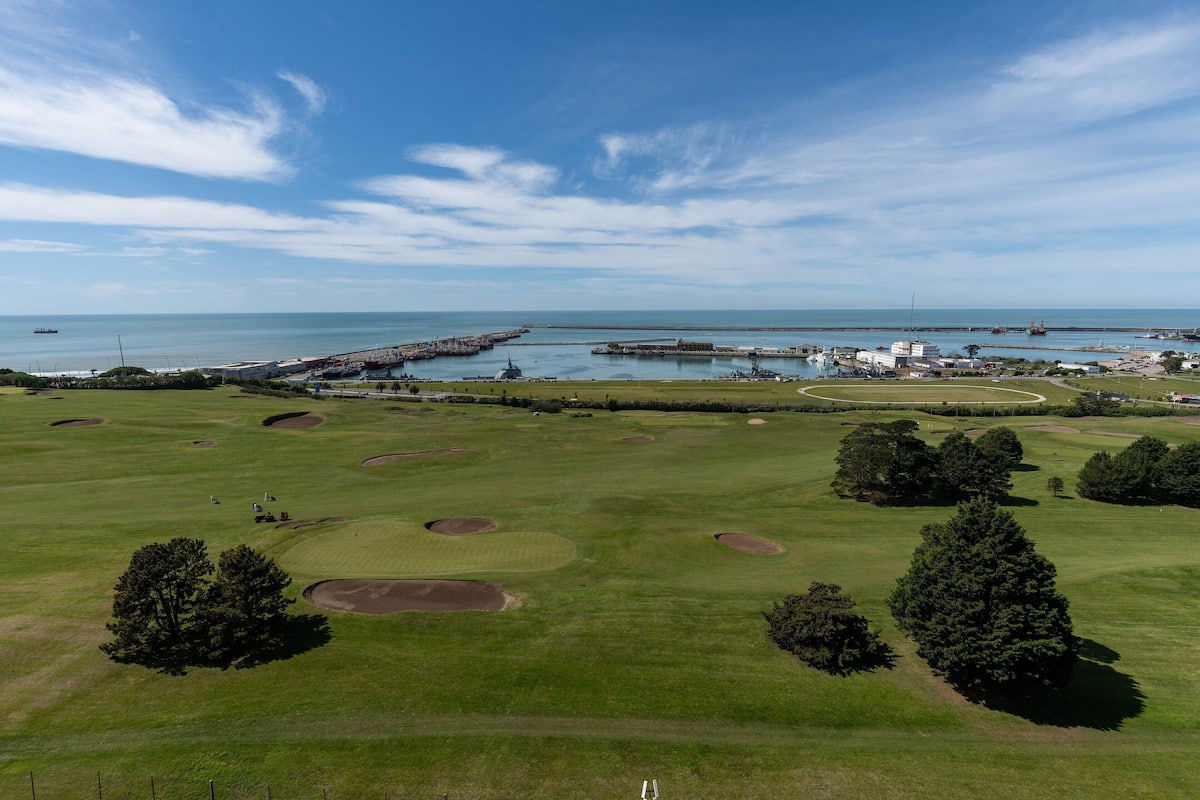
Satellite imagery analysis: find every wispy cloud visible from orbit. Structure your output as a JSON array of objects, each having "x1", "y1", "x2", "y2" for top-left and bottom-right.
[
  {"x1": 277, "y1": 70, "x2": 327, "y2": 116},
  {"x1": 0, "y1": 4, "x2": 304, "y2": 180},
  {"x1": 1, "y1": 13, "x2": 1199, "y2": 307},
  {"x1": 0, "y1": 238, "x2": 84, "y2": 253}
]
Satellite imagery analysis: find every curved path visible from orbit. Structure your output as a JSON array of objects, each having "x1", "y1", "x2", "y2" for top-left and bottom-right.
[{"x1": 795, "y1": 384, "x2": 1046, "y2": 405}]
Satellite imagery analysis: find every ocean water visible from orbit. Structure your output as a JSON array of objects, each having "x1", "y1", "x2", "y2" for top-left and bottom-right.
[{"x1": 1, "y1": 309, "x2": 1196, "y2": 381}]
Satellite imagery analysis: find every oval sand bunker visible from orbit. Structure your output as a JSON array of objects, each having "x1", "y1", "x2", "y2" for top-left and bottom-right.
[
  {"x1": 263, "y1": 411, "x2": 325, "y2": 428},
  {"x1": 425, "y1": 517, "x2": 498, "y2": 535},
  {"x1": 304, "y1": 579, "x2": 510, "y2": 613},
  {"x1": 715, "y1": 532, "x2": 783, "y2": 554},
  {"x1": 623, "y1": 435, "x2": 654, "y2": 442}
]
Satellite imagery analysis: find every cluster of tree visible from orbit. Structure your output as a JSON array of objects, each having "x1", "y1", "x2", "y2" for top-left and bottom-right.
[
  {"x1": 0, "y1": 369, "x2": 215, "y2": 390},
  {"x1": 763, "y1": 582, "x2": 891, "y2": 675},
  {"x1": 768, "y1": 500, "x2": 1077, "y2": 697},
  {"x1": 1077, "y1": 436, "x2": 1200, "y2": 506},
  {"x1": 832, "y1": 421, "x2": 1021, "y2": 504},
  {"x1": 889, "y1": 498, "x2": 1078, "y2": 694},
  {"x1": 101, "y1": 538, "x2": 293, "y2": 671},
  {"x1": 225, "y1": 378, "x2": 316, "y2": 397}
]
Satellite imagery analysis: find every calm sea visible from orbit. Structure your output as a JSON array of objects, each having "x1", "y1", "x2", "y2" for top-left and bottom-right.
[{"x1": 2, "y1": 309, "x2": 1196, "y2": 381}]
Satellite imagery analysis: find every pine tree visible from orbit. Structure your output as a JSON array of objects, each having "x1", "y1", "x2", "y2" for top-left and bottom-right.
[
  {"x1": 1154, "y1": 442, "x2": 1200, "y2": 506},
  {"x1": 764, "y1": 582, "x2": 890, "y2": 675},
  {"x1": 889, "y1": 498, "x2": 1077, "y2": 694},
  {"x1": 935, "y1": 431, "x2": 1012, "y2": 500},
  {"x1": 976, "y1": 426, "x2": 1023, "y2": 467},
  {"x1": 832, "y1": 420, "x2": 935, "y2": 503},
  {"x1": 101, "y1": 538, "x2": 213, "y2": 667},
  {"x1": 202, "y1": 544, "x2": 294, "y2": 665}
]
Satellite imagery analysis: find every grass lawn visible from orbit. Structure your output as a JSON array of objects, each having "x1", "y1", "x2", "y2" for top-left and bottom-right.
[{"x1": 1, "y1": 385, "x2": 1199, "y2": 799}]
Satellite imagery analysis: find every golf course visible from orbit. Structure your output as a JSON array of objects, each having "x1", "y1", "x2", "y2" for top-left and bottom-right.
[{"x1": 2, "y1": 382, "x2": 1199, "y2": 799}]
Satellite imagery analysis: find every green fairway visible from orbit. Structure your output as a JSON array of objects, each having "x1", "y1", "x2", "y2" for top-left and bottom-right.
[
  {"x1": 796, "y1": 382, "x2": 1045, "y2": 404},
  {"x1": 2, "y1": 385, "x2": 1200, "y2": 799},
  {"x1": 279, "y1": 520, "x2": 577, "y2": 578}
]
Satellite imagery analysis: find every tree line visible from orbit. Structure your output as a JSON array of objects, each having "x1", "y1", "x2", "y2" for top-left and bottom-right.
[
  {"x1": 832, "y1": 421, "x2": 1023, "y2": 505},
  {"x1": 1076, "y1": 436, "x2": 1200, "y2": 506}
]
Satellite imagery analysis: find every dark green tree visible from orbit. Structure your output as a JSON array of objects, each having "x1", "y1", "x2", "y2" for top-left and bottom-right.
[
  {"x1": 101, "y1": 538, "x2": 213, "y2": 667},
  {"x1": 832, "y1": 420, "x2": 936, "y2": 504},
  {"x1": 965, "y1": 343, "x2": 981, "y2": 359},
  {"x1": 976, "y1": 426, "x2": 1023, "y2": 467},
  {"x1": 935, "y1": 431, "x2": 1012, "y2": 500},
  {"x1": 764, "y1": 582, "x2": 891, "y2": 675},
  {"x1": 1076, "y1": 450, "x2": 1137, "y2": 502},
  {"x1": 1070, "y1": 392, "x2": 1120, "y2": 417},
  {"x1": 1113, "y1": 436, "x2": 1170, "y2": 499},
  {"x1": 202, "y1": 545, "x2": 294, "y2": 666},
  {"x1": 1046, "y1": 476, "x2": 1065, "y2": 497},
  {"x1": 889, "y1": 498, "x2": 1077, "y2": 694},
  {"x1": 1154, "y1": 442, "x2": 1200, "y2": 506}
]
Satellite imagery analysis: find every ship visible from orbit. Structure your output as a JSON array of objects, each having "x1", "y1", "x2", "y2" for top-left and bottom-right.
[
  {"x1": 33, "y1": 327, "x2": 58, "y2": 334},
  {"x1": 495, "y1": 356, "x2": 524, "y2": 380},
  {"x1": 1027, "y1": 320, "x2": 1047, "y2": 336},
  {"x1": 990, "y1": 322, "x2": 1006, "y2": 334}
]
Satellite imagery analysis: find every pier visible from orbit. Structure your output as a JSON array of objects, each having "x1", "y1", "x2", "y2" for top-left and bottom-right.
[{"x1": 527, "y1": 323, "x2": 1183, "y2": 334}]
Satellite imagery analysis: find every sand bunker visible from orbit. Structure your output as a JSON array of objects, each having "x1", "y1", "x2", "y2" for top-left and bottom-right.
[
  {"x1": 304, "y1": 579, "x2": 510, "y2": 613},
  {"x1": 263, "y1": 411, "x2": 325, "y2": 428},
  {"x1": 425, "y1": 517, "x2": 498, "y2": 535},
  {"x1": 715, "y1": 532, "x2": 783, "y2": 554},
  {"x1": 747, "y1": 418, "x2": 767, "y2": 425},
  {"x1": 49, "y1": 418, "x2": 102, "y2": 427},
  {"x1": 623, "y1": 436, "x2": 654, "y2": 442},
  {"x1": 1027, "y1": 425, "x2": 1080, "y2": 434},
  {"x1": 192, "y1": 440, "x2": 217, "y2": 447},
  {"x1": 362, "y1": 448, "x2": 468, "y2": 466}
]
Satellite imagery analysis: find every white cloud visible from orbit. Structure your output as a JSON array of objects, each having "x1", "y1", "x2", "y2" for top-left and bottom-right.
[
  {"x1": 277, "y1": 70, "x2": 327, "y2": 116},
  {"x1": 0, "y1": 238, "x2": 83, "y2": 253},
  {"x1": 0, "y1": 4, "x2": 302, "y2": 180}
]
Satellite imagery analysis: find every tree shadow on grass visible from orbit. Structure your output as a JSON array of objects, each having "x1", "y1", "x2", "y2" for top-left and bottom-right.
[
  {"x1": 975, "y1": 639, "x2": 1145, "y2": 730},
  {"x1": 998, "y1": 495, "x2": 1039, "y2": 507},
  {"x1": 1012, "y1": 463, "x2": 1041, "y2": 472},
  {"x1": 233, "y1": 613, "x2": 332, "y2": 669}
]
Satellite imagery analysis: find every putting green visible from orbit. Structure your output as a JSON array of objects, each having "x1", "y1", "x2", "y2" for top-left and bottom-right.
[
  {"x1": 796, "y1": 383, "x2": 1045, "y2": 404},
  {"x1": 277, "y1": 519, "x2": 576, "y2": 578}
]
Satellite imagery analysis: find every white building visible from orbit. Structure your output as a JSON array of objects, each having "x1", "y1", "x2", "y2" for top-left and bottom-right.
[
  {"x1": 857, "y1": 350, "x2": 907, "y2": 369},
  {"x1": 937, "y1": 357, "x2": 984, "y2": 369},
  {"x1": 1058, "y1": 363, "x2": 1100, "y2": 374},
  {"x1": 890, "y1": 340, "x2": 940, "y2": 363},
  {"x1": 206, "y1": 361, "x2": 281, "y2": 380}
]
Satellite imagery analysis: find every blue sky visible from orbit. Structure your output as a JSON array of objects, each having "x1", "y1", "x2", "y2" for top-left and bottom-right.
[{"x1": 1, "y1": 1, "x2": 1198, "y2": 314}]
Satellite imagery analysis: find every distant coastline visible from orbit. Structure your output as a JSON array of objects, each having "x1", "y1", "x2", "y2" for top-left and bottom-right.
[{"x1": 2, "y1": 309, "x2": 1195, "y2": 381}]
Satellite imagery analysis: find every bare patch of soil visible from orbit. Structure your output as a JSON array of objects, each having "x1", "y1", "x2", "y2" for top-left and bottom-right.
[
  {"x1": 747, "y1": 418, "x2": 767, "y2": 425},
  {"x1": 192, "y1": 440, "x2": 217, "y2": 447},
  {"x1": 1084, "y1": 430, "x2": 1142, "y2": 438},
  {"x1": 965, "y1": 428, "x2": 988, "y2": 436},
  {"x1": 263, "y1": 411, "x2": 325, "y2": 428},
  {"x1": 715, "y1": 532, "x2": 783, "y2": 554},
  {"x1": 1176, "y1": 417, "x2": 1200, "y2": 426},
  {"x1": 425, "y1": 517, "x2": 497, "y2": 535},
  {"x1": 623, "y1": 436, "x2": 654, "y2": 442},
  {"x1": 361, "y1": 448, "x2": 468, "y2": 466},
  {"x1": 1026, "y1": 425, "x2": 1080, "y2": 434},
  {"x1": 49, "y1": 418, "x2": 102, "y2": 427},
  {"x1": 304, "y1": 579, "x2": 510, "y2": 613}
]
